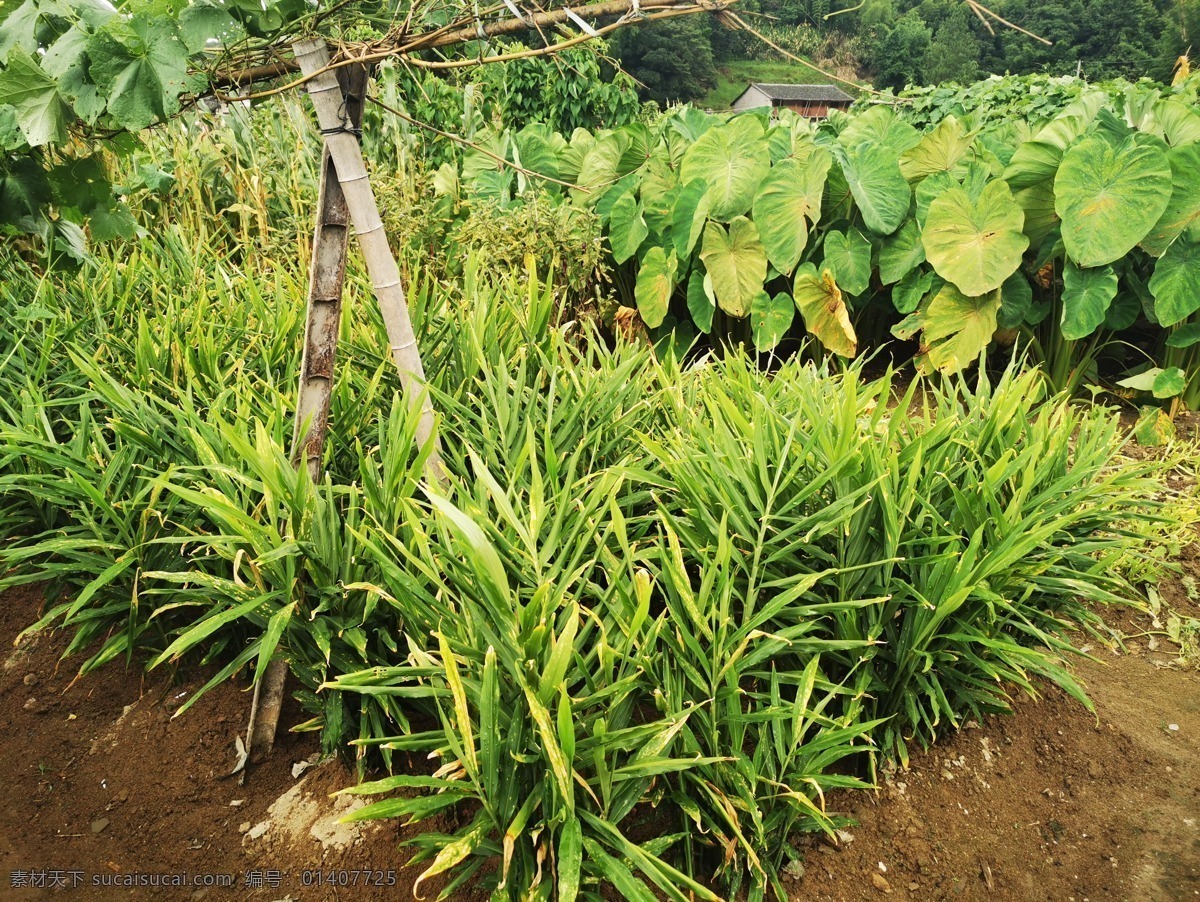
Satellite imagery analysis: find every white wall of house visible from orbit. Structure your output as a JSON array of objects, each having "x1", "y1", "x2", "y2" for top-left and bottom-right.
[{"x1": 731, "y1": 85, "x2": 772, "y2": 112}]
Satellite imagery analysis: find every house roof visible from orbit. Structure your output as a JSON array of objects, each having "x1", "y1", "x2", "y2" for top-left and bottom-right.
[{"x1": 748, "y1": 83, "x2": 855, "y2": 103}]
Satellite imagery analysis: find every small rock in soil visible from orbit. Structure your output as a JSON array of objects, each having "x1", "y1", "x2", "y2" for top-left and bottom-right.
[
  {"x1": 871, "y1": 872, "x2": 892, "y2": 893},
  {"x1": 22, "y1": 673, "x2": 37, "y2": 686},
  {"x1": 90, "y1": 818, "x2": 109, "y2": 834},
  {"x1": 23, "y1": 697, "x2": 43, "y2": 713}
]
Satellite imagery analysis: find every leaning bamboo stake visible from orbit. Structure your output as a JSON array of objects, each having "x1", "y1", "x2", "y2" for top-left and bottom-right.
[
  {"x1": 293, "y1": 37, "x2": 446, "y2": 486},
  {"x1": 235, "y1": 65, "x2": 370, "y2": 776}
]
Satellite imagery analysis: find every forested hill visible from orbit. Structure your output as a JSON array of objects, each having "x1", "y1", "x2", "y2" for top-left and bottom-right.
[{"x1": 611, "y1": 0, "x2": 1199, "y2": 104}]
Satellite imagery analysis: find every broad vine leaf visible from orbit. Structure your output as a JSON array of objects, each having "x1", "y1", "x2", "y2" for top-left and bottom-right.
[
  {"x1": 822, "y1": 227, "x2": 871, "y2": 296},
  {"x1": 1150, "y1": 236, "x2": 1200, "y2": 326},
  {"x1": 0, "y1": 0, "x2": 38, "y2": 57},
  {"x1": 87, "y1": 17, "x2": 192, "y2": 131},
  {"x1": 608, "y1": 190, "x2": 647, "y2": 264},
  {"x1": 1054, "y1": 134, "x2": 1172, "y2": 267},
  {"x1": 751, "y1": 291, "x2": 794, "y2": 351},
  {"x1": 750, "y1": 152, "x2": 831, "y2": 273},
  {"x1": 0, "y1": 154, "x2": 51, "y2": 223},
  {"x1": 878, "y1": 220, "x2": 925, "y2": 285},
  {"x1": 893, "y1": 283, "x2": 1001, "y2": 374},
  {"x1": 686, "y1": 269, "x2": 714, "y2": 333},
  {"x1": 793, "y1": 263, "x2": 857, "y2": 357},
  {"x1": 699, "y1": 217, "x2": 767, "y2": 317},
  {"x1": 840, "y1": 141, "x2": 910, "y2": 235},
  {"x1": 680, "y1": 115, "x2": 769, "y2": 220},
  {"x1": 179, "y1": 1, "x2": 242, "y2": 53},
  {"x1": 1060, "y1": 262, "x2": 1118, "y2": 340},
  {"x1": 0, "y1": 47, "x2": 73, "y2": 146},
  {"x1": 634, "y1": 246, "x2": 676, "y2": 328},
  {"x1": 923, "y1": 179, "x2": 1028, "y2": 296}
]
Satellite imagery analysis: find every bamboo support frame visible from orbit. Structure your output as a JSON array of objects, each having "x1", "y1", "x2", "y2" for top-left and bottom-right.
[{"x1": 294, "y1": 37, "x2": 446, "y2": 486}]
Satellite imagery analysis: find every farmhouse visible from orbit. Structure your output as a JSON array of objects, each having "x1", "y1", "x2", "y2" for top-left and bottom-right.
[{"x1": 730, "y1": 83, "x2": 855, "y2": 118}]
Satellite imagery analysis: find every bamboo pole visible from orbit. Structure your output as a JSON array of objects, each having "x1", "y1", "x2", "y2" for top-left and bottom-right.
[
  {"x1": 293, "y1": 38, "x2": 445, "y2": 486},
  {"x1": 241, "y1": 65, "x2": 370, "y2": 772}
]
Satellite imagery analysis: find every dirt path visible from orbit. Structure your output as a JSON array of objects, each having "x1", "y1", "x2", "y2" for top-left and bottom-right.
[
  {"x1": 797, "y1": 645, "x2": 1200, "y2": 901},
  {"x1": 1, "y1": 580, "x2": 1197, "y2": 901}
]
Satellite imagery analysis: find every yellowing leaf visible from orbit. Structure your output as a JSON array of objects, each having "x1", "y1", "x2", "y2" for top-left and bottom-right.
[{"x1": 793, "y1": 264, "x2": 857, "y2": 358}]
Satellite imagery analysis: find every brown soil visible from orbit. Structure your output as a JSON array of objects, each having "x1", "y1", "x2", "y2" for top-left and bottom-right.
[
  {"x1": 1, "y1": 565, "x2": 1198, "y2": 902},
  {"x1": 0, "y1": 584, "x2": 474, "y2": 902}
]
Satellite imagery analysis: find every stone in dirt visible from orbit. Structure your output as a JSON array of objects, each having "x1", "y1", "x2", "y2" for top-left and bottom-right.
[
  {"x1": 871, "y1": 871, "x2": 892, "y2": 893},
  {"x1": 90, "y1": 818, "x2": 109, "y2": 834}
]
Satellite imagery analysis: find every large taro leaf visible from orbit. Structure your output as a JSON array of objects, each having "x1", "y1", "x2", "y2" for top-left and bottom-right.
[
  {"x1": 1060, "y1": 262, "x2": 1118, "y2": 340},
  {"x1": 634, "y1": 246, "x2": 677, "y2": 328},
  {"x1": 822, "y1": 227, "x2": 872, "y2": 296},
  {"x1": 671, "y1": 178, "x2": 710, "y2": 260},
  {"x1": 1014, "y1": 182, "x2": 1058, "y2": 246},
  {"x1": 899, "y1": 116, "x2": 975, "y2": 181},
  {"x1": 686, "y1": 269, "x2": 715, "y2": 333},
  {"x1": 608, "y1": 190, "x2": 648, "y2": 264},
  {"x1": 793, "y1": 263, "x2": 857, "y2": 357},
  {"x1": 837, "y1": 106, "x2": 921, "y2": 155},
  {"x1": 1150, "y1": 236, "x2": 1200, "y2": 327},
  {"x1": 839, "y1": 141, "x2": 911, "y2": 235},
  {"x1": 1141, "y1": 144, "x2": 1200, "y2": 257},
  {"x1": 892, "y1": 283, "x2": 1001, "y2": 374},
  {"x1": 1054, "y1": 134, "x2": 1172, "y2": 267},
  {"x1": 699, "y1": 217, "x2": 767, "y2": 318},
  {"x1": 680, "y1": 115, "x2": 769, "y2": 221},
  {"x1": 922, "y1": 179, "x2": 1028, "y2": 296},
  {"x1": 893, "y1": 268, "x2": 937, "y2": 314},
  {"x1": 571, "y1": 132, "x2": 627, "y2": 201},
  {"x1": 878, "y1": 220, "x2": 926, "y2": 285},
  {"x1": 1155, "y1": 99, "x2": 1200, "y2": 147},
  {"x1": 750, "y1": 151, "x2": 832, "y2": 273},
  {"x1": 1002, "y1": 92, "x2": 1106, "y2": 190},
  {"x1": 997, "y1": 273, "x2": 1033, "y2": 330},
  {"x1": 751, "y1": 291, "x2": 795, "y2": 351}
]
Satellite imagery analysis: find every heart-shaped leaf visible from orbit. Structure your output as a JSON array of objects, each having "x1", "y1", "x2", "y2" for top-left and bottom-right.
[
  {"x1": 840, "y1": 141, "x2": 911, "y2": 235},
  {"x1": 634, "y1": 246, "x2": 677, "y2": 328},
  {"x1": 822, "y1": 227, "x2": 872, "y2": 296},
  {"x1": 1055, "y1": 134, "x2": 1172, "y2": 267},
  {"x1": 608, "y1": 190, "x2": 647, "y2": 264},
  {"x1": 923, "y1": 179, "x2": 1028, "y2": 296},
  {"x1": 1060, "y1": 262, "x2": 1118, "y2": 340},
  {"x1": 893, "y1": 283, "x2": 1001, "y2": 374},
  {"x1": 699, "y1": 217, "x2": 767, "y2": 317},
  {"x1": 750, "y1": 151, "x2": 831, "y2": 273},
  {"x1": 1150, "y1": 236, "x2": 1200, "y2": 327},
  {"x1": 681, "y1": 116, "x2": 769, "y2": 221},
  {"x1": 751, "y1": 291, "x2": 794, "y2": 351}
]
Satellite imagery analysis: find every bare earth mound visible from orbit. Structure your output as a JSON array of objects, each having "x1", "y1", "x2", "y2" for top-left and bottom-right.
[{"x1": 1, "y1": 577, "x2": 1197, "y2": 901}]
